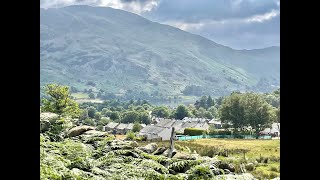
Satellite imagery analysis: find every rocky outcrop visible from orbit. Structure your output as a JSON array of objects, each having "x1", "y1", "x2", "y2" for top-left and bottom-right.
[
  {"x1": 67, "y1": 125, "x2": 95, "y2": 137},
  {"x1": 138, "y1": 143, "x2": 158, "y2": 153}
]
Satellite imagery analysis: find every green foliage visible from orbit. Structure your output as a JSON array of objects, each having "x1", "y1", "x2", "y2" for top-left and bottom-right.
[
  {"x1": 132, "y1": 122, "x2": 142, "y2": 132},
  {"x1": 126, "y1": 130, "x2": 136, "y2": 140},
  {"x1": 152, "y1": 106, "x2": 171, "y2": 118},
  {"x1": 174, "y1": 105, "x2": 191, "y2": 120},
  {"x1": 83, "y1": 118, "x2": 95, "y2": 126},
  {"x1": 186, "y1": 164, "x2": 214, "y2": 179},
  {"x1": 109, "y1": 111, "x2": 120, "y2": 121},
  {"x1": 41, "y1": 84, "x2": 81, "y2": 118},
  {"x1": 184, "y1": 128, "x2": 207, "y2": 136},
  {"x1": 219, "y1": 92, "x2": 274, "y2": 133},
  {"x1": 87, "y1": 106, "x2": 96, "y2": 118},
  {"x1": 88, "y1": 92, "x2": 95, "y2": 99},
  {"x1": 122, "y1": 111, "x2": 139, "y2": 123},
  {"x1": 94, "y1": 112, "x2": 102, "y2": 120}
]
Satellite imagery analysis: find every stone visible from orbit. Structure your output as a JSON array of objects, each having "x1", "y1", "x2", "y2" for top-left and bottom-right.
[
  {"x1": 153, "y1": 147, "x2": 166, "y2": 155},
  {"x1": 173, "y1": 151, "x2": 195, "y2": 160},
  {"x1": 245, "y1": 163, "x2": 255, "y2": 171},
  {"x1": 138, "y1": 143, "x2": 158, "y2": 153},
  {"x1": 67, "y1": 125, "x2": 95, "y2": 137},
  {"x1": 40, "y1": 112, "x2": 59, "y2": 123}
]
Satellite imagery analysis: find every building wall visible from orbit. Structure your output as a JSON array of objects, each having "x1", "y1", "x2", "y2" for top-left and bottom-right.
[{"x1": 158, "y1": 128, "x2": 173, "y2": 141}]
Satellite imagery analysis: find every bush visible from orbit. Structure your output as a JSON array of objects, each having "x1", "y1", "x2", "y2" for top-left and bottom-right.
[
  {"x1": 269, "y1": 166, "x2": 279, "y2": 172},
  {"x1": 209, "y1": 129, "x2": 232, "y2": 135},
  {"x1": 184, "y1": 128, "x2": 207, "y2": 136},
  {"x1": 126, "y1": 130, "x2": 135, "y2": 140}
]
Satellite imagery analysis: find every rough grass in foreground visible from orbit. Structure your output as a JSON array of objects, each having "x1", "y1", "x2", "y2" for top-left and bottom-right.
[{"x1": 140, "y1": 138, "x2": 280, "y2": 179}]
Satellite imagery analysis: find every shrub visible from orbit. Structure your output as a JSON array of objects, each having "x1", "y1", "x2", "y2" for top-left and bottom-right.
[
  {"x1": 269, "y1": 172, "x2": 278, "y2": 179},
  {"x1": 184, "y1": 128, "x2": 206, "y2": 136},
  {"x1": 269, "y1": 166, "x2": 279, "y2": 172},
  {"x1": 126, "y1": 130, "x2": 135, "y2": 140}
]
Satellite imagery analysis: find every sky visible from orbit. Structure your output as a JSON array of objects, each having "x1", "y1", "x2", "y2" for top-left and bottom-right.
[{"x1": 40, "y1": 0, "x2": 280, "y2": 50}]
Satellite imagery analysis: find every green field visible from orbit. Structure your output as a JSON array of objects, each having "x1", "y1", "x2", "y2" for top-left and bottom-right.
[
  {"x1": 71, "y1": 92, "x2": 89, "y2": 99},
  {"x1": 139, "y1": 139, "x2": 280, "y2": 179}
]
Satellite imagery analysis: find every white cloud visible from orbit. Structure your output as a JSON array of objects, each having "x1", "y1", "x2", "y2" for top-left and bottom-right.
[
  {"x1": 40, "y1": 0, "x2": 160, "y2": 15},
  {"x1": 245, "y1": 9, "x2": 279, "y2": 23},
  {"x1": 164, "y1": 9, "x2": 280, "y2": 31}
]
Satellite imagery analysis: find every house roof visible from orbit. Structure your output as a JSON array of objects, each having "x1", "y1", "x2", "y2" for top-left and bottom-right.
[
  {"x1": 105, "y1": 122, "x2": 119, "y2": 129},
  {"x1": 139, "y1": 125, "x2": 169, "y2": 134},
  {"x1": 156, "y1": 119, "x2": 176, "y2": 127},
  {"x1": 116, "y1": 123, "x2": 128, "y2": 130},
  {"x1": 126, "y1": 123, "x2": 134, "y2": 130}
]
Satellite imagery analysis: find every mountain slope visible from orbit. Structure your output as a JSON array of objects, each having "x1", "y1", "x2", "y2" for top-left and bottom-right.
[{"x1": 40, "y1": 5, "x2": 279, "y2": 98}]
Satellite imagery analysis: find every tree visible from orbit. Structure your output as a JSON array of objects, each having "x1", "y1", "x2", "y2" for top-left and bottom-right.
[
  {"x1": 41, "y1": 84, "x2": 81, "y2": 118},
  {"x1": 139, "y1": 112, "x2": 151, "y2": 124},
  {"x1": 109, "y1": 112, "x2": 120, "y2": 121},
  {"x1": 132, "y1": 122, "x2": 142, "y2": 132},
  {"x1": 174, "y1": 105, "x2": 190, "y2": 120},
  {"x1": 94, "y1": 112, "x2": 102, "y2": 120},
  {"x1": 219, "y1": 93, "x2": 246, "y2": 129},
  {"x1": 122, "y1": 111, "x2": 139, "y2": 123},
  {"x1": 87, "y1": 106, "x2": 96, "y2": 118},
  {"x1": 208, "y1": 106, "x2": 218, "y2": 118},
  {"x1": 152, "y1": 106, "x2": 170, "y2": 118},
  {"x1": 241, "y1": 93, "x2": 274, "y2": 134},
  {"x1": 207, "y1": 96, "x2": 214, "y2": 108},
  {"x1": 88, "y1": 92, "x2": 95, "y2": 99},
  {"x1": 219, "y1": 92, "x2": 274, "y2": 134}
]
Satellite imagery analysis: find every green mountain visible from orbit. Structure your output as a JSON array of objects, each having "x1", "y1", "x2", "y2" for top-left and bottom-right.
[{"x1": 40, "y1": 5, "x2": 279, "y2": 99}]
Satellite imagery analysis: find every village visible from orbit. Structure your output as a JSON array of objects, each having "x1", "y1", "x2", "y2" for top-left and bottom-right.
[{"x1": 103, "y1": 117, "x2": 280, "y2": 141}]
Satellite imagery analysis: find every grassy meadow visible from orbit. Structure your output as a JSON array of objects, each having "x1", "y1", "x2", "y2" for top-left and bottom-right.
[{"x1": 139, "y1": 138, "x2": 280, "y2": 179}]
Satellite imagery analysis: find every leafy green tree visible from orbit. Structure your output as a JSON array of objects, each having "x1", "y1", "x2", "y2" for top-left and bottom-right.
[
  {"x1": 94, "y1": 112, "x2": 102, "y2": 120},
  {"x1": 79, "y1": 109, "x2": 89, "y2": 121},
  {"x1": 207, "y1": 96, "x2": 214, "y2": 108},
  {"x1": 219, "y1": 93, "x2": 246, "y2": 129},
  {"x1": 83, "y1": 118, "x2": 95, "y2": 126},
  {"x1": 203, "y1": 111, "x2": 213, "y2": 119},
  {"x1": 139, "y1": 112, "x2": 151, "y2": 124},
  {"x1": 208, "y1": 106, "x2": 218, "y2": 118},
  {"x1": 109, "y1": 111, "x2": 120, "y2": 121},
  {"x1": 132, "y1": 122, "x2": 142, "y2": 132},
  {"x1": 219, "y1": 92, "x2": 274, "y2": 134},
  {"x1": 122, "y1": 111, "x2": 139, "y2": 123},
  {"x1": 87, "y1": 106, "x2": 96, "y2": 118},
  {"x1": 152, "y1": 106, "x2": 170, "y2": 118},
  {"x1": 174, "y1": 105, "x2": 190, "y2": 120},
  {"x1": 41, "y1": 84, "x2": 81, "y2": 118},
  {"x1": 88, "y1": 92, "x2": 95, "y2": 99},
  {"x1": 241, "y1": 93, "x2": 274, "y2": 133}
]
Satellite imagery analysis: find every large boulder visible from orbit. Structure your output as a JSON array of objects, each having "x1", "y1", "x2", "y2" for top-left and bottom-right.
[
  {"x1": 162, "y1": 148, "x2": 177, "y2": 157},
  {"x1": 83, "y1": 130, "x2": 108, "y2": 137},
  {"x1": 67, "y1": 125, "x2": 95, "y2": 137},
  {"x1": 138, "y1": 143, "x2": 158, "y2": 153},
  {"x1": 40, "y1": 112, "x2": 59, "y2": 123},
  {"x1": 173, "y1": 151, "x2": 195, "y2": 160},
  {"x1": 153, "y1": 147, "x2": 166, "y2": 155},
  {"x1": 40, "y1": 120, "x2": 50, "y2": 132},
  {"x1": 245, "y1": 163, "x2": 255, "y2": 171},
  {"x1": 219, "y1": 162, "x2": 235, "y2": 172}
]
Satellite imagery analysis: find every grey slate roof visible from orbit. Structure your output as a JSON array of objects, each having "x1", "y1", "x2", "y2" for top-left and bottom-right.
[
  {"x1": 116, "y1": 123, "x2": 128, "y2": 130},
  {"x1": 105, "y1": 122, "x2": 119, "y2": 129}
]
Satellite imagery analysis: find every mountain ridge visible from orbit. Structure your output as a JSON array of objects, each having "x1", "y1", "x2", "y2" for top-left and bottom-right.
[{"x1": 40, "y1": 5, "x2": 279, "y2": 99}]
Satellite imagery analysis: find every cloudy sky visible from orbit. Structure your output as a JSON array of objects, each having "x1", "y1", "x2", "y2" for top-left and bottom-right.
[{"x1": 40, "y1": 0, "x2": 280, "y2": 50}]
